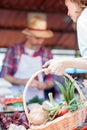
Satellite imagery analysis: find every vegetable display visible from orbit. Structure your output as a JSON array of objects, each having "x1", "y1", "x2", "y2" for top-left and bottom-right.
[{"x1": 0, "y1": 111, "x2": 29, "y2": 130}]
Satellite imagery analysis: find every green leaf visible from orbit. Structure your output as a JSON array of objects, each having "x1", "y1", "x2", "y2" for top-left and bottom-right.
[
  {"x1": 55, "y1": 81, "x2": 68, "y2": 103},
  {"x1": 65, "y1": 77, "x2": 72, "y2": 103},
  {"x1": 69, "y1": 82, "x2": 75, "y2": 100},
  {"x1": 65, "y1": 104, "x2": 78, "y2": 111},
  {"x1": 64, "y1": 77, "x2": 76, "y2": 103},
  {"x1": 64, "y1": 77, "x2": 72, "y2": 90}
]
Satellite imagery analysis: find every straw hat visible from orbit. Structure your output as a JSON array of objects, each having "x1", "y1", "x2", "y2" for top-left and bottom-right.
[{"x1": 22, "y1": 14, "x2": 54, "y2": 38}]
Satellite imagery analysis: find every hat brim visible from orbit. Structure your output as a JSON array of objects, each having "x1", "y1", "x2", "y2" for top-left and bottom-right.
[{"x1": 22, "y1": 28, "x2": 54, "y2": 38}]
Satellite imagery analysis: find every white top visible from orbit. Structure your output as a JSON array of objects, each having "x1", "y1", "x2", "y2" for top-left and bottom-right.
[
  {"x1": 13, "y1": 54, "x2": 44, "y2": 101},
  {"x1": 77, "y1": 8, "x2": 87, "y2": 57},
  {"x1": 25, "y1": 47, "x2": 35, "y2": 56}
]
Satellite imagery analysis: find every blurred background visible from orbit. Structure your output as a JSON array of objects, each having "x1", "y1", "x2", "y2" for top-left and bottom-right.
[
  {"x1": 0, "y1": 0, "x2": 77, "y2": 49},
  {"x1": 0, "y1": 0, "x2": 87, "y2": 89},
  {"x1": 0, "y1": 0, "x2": 81, "y2": 73}
]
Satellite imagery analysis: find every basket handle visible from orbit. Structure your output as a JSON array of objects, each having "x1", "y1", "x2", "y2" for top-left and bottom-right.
[{"x1": 23, "y1": 69, "x2": 86, "y2": 124}]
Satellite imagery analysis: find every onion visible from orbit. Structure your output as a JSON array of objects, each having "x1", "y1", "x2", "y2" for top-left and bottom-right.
[{"x1": 29, "y1": 105, "x2": 48, "y2": 125}]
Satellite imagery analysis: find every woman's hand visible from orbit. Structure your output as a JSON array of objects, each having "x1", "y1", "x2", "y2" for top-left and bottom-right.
[{"x1": 43, "y1": 59, "x2": 65, "y2": 75}]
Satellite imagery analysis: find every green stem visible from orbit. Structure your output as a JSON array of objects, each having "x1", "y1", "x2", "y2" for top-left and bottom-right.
[{"x1": 48, "y1": 93, "x2": 55, "y2": 105}]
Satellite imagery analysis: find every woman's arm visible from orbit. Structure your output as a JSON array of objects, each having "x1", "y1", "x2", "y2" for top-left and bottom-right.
[{"x1": 43, "y1": 57, "x2": 87, "y2": 75}]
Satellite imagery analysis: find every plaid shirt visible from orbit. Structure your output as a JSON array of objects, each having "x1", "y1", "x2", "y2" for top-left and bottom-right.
[{"x1": 0, "y1": 42, "x2": 54, "y2": 81}]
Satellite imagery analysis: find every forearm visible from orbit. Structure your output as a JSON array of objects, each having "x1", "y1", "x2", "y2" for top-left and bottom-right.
[
  {"x1": 62, "y1": 57, "x2": 87, "y2": 70},
  {"x1": 34, "y1": 79, "x2": 54, "y2": 90},
  {"x1": 4, "y1": 75, "x2": 28, "y2": 86},
  {"x1": 44, "y1": 80, "x2": 54, "y2": 89}
]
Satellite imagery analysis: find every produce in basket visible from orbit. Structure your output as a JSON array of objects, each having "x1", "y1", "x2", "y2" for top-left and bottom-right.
[
  {"x1": 23, "y1": 69, "x2": 87, "y2": 130},
  {"x1": 28, "y1": 76, "x2": 84, "y2": 125},
  {"x1": 28, "y1": 104, "x2": 48, "y2": 125}
]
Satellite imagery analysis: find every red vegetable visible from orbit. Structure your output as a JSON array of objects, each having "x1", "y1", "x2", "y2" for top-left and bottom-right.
[
  {"x1": 73, "y1": 128, "x2": 78, "y2": 130},
  {"x1": 60, "y1": 109, "x2": 69, "y2": 116},
  {"x1": 54, "y1": 109, "x2": 69, "y2": 119},
  {"x1": 81, "y1": 126, "x2": 87, "y2": 130},
  {"x1": 54, "y1": 113, "x2": 61, "y2": 118},
  {"x1": 0, "y1": 111, "x2": 29, "y2": 130}
]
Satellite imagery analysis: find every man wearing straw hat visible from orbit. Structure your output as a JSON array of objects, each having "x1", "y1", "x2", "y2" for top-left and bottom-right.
[{"x1": 0, "y1": 13, "x2": 55, "y2": 101}]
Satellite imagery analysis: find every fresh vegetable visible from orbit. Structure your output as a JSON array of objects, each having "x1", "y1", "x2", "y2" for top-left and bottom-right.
[
  {"x1": 43, "y1": 93, "x2": 68, "y2": 121},
  {"x1": 0, "y1": 111, "x2": 29, "y2": 130},
  {"x1": 27, "y1": 96, "x2": 43, "y2": 105},
  {"x1": 55, "y1": 77, "x2": 76, "y2": 104},
  {"x1": 81, "y1": 126, "x2": 87, "y2": 130},
  {"x1": 43, "y1": 76, "x2": 84, "y2": 122},
  {"x1": 60, "y1": 109, "x2": 69, "y2": 116},
  {"x1": 29, "y1": 104, "x2": 48, "y2": 125},
  {"x1": 55, "y1": 76, "x2": 84, "y2": 112},
  {"x1": 73, "y1": 128, "x2": 78, "y2": 130}
]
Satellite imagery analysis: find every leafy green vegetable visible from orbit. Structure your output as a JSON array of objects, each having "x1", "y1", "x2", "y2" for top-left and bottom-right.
[
  {"x1": 43, "y1": 92, "x2": 61, "y2": 121},
  {"x1": 55, "y1": 76, "x2": 84, "y2": 112},
  {"x1": 55, "y1": 81, "x2": 68, "y2": 103},
  {"x1": 44, "y1": 77, "x2": 84, "y2": 121},
  {"x1": 27, "y1": 96, "x2": 44, "y2": 105}
]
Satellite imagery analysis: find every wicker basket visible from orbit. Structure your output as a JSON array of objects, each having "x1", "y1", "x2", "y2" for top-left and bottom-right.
[{"x1": 23, "y1": 69, "x2": 87, "y2": 130}]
